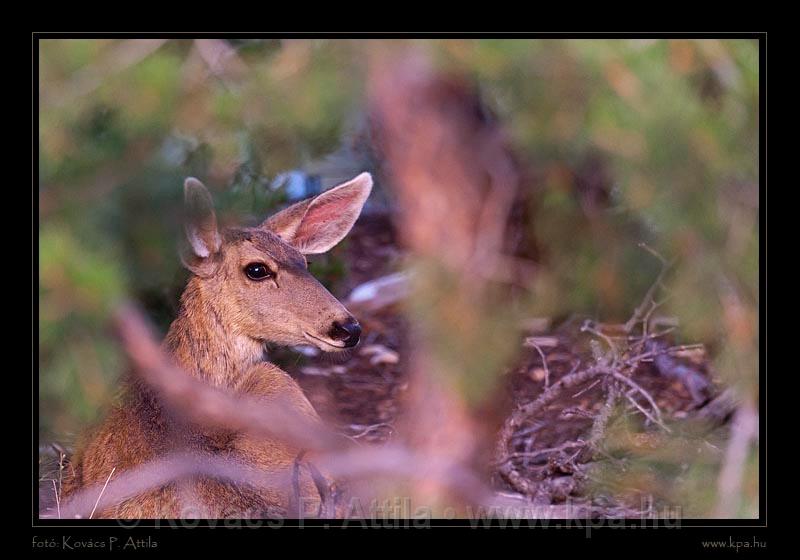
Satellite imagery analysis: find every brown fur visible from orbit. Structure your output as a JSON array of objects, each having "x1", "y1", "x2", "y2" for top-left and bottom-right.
[{"x1": 62, "y1": 174, "x2": 373, "y2": 518}]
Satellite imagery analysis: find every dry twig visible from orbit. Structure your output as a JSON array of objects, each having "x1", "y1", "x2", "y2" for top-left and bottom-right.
[{"x1": 89, "y1": 467, "x2": 116, "y2": 519}]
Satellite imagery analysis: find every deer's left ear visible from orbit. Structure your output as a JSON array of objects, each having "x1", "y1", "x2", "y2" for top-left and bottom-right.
[
  {"x1": 181, "y1": 177, "x2": 224, "y2": 277},
  {"x1": 183, "y1": 177, "x2": 222, "y2": 259},
  {"x1": 263, "y1": 172, "x2": 373, "y2": 255}
]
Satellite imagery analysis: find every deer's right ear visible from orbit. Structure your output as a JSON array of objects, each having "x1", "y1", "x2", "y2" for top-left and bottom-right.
[
  {"x1": 262, "y1": 172, "x2": 372, "y2": 254},
  {"x1": 182, "y1": 178, "x2": 222, "y2": 274}
]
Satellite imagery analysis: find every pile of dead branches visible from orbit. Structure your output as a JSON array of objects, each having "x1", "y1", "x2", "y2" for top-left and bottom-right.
[{"x1": 493, "y1": 256, "x2": 737, "y2": 516}]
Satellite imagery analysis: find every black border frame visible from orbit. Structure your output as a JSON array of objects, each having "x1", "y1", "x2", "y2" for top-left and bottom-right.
[{"x1": 32, "y1": 31, "x2": 767, "y2": 546}]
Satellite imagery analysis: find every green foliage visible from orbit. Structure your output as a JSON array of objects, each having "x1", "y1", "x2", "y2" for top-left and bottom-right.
[
  {"x1": 589, "y1": 414, "x2": 759, "y2": 518},
  {"x1": 39, "y1": 225, "x2": 126, "y2": 438}
]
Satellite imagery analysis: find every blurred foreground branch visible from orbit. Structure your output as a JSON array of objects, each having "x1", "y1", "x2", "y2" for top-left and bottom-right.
[{"x1": 367, "y1": 48, "x2": 533, "y2": 513}]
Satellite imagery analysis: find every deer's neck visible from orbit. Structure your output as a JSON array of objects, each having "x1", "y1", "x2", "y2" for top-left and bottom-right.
[{"x1": 163, "y1": 277, "x2": 265, "y2": 387}]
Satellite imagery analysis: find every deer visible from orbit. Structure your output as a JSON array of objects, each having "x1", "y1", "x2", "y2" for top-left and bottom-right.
[{"x1": 61, "y1": 172, "x2": 373, "y2": 518}]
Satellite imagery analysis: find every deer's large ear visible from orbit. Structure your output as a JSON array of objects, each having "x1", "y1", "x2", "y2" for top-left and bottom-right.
[
  {"x1": 263, "y1": 172, "x2": 373, "y2": 255},
  {"x1": 183, "y1": 178, "x2": 222, "y2": 273}
]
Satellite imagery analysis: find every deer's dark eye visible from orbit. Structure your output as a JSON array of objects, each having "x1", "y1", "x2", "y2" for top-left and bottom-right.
[{"x1": 244, "y1": 263, "x2": 274, "y2": 281}]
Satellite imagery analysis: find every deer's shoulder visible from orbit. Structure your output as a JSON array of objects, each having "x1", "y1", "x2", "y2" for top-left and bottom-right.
[{"x1": 232, "y1": 362, "x2": 319, "y2": 420}]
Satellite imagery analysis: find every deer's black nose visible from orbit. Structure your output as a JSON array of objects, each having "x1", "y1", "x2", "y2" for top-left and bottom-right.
[{"x1": 329, "y1": 319, "x2": 361, "y2": 348}]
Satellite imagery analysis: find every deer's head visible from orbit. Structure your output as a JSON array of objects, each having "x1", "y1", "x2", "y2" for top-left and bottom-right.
[{"x1": 182, "y1": 173, "x2": 372, "y2": 351}]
